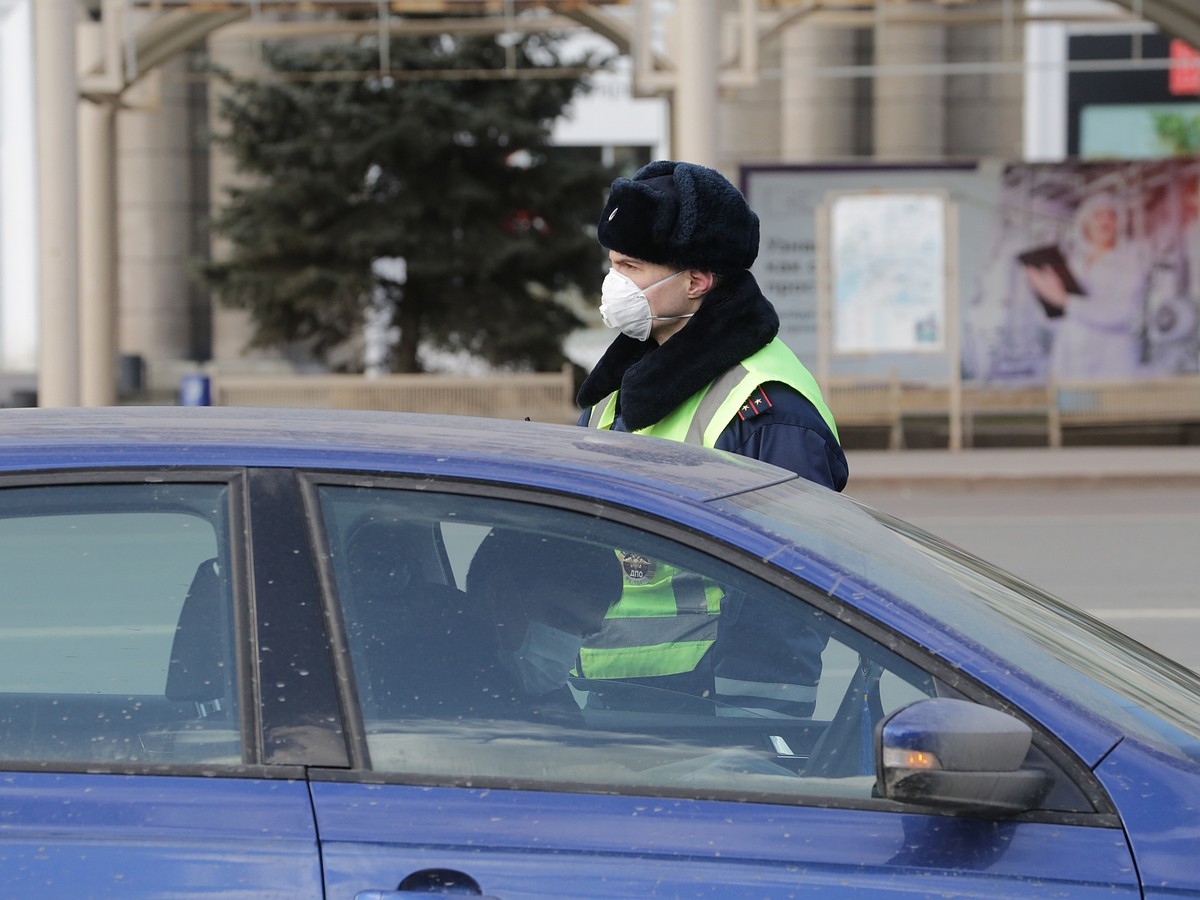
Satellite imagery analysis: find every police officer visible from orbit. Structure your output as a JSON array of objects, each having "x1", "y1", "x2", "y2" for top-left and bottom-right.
[
  {"x1": 578, "y1": 159, "x2": 847, "y2": 490},
  {"x1": 577, "y1": 160, "x2": 846, "y2": 715}
]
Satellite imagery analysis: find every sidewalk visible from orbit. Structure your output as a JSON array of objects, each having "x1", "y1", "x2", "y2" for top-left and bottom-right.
[{"x1": 845, "y1": 445, "x2": 1200, "y2": 489}]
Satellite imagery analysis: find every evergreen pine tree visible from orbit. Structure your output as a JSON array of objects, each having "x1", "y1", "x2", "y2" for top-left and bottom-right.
[{"x1": 202, "y1": 27, "x2": 615, "y2": 373}]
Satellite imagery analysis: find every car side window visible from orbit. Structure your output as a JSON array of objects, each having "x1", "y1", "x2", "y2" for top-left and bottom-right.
[
  {"x1": 0, "y1": 483, "x2": 240, "y2": 765},
  {"x1": 318, "y1": 485, "x2": 938, "y2": 804}
]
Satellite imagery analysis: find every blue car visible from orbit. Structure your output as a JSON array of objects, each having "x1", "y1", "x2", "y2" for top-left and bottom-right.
[{"x1": 0, "y1": 406, "x2": 1197, "y2": 898}]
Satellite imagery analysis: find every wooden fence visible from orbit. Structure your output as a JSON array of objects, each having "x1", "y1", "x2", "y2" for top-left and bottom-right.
[
  {"x1": 826, "y1": 373, "x2": 1200, "y2": 448},
  {"x1": 210, "y1": 368, "x2": 1199, "y2": 447},
  {"x1": 211, "y1": 365, "x2": 578, "y2": 425},
  {"x1": 1048, "y1": 377, "x2": 1200, "y2": 447}
]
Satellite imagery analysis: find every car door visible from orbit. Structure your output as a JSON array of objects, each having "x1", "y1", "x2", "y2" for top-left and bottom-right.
[
  {"x1": 0, "y1": 473, "x2": 322, "y2": 898},
  {"x1": 304, "y1": 476, "x2": 1139, "y2": 899}
]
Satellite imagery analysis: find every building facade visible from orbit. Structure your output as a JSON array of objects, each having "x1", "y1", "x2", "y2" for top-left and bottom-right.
[{"x1": 2, "y1": 1, "x2": 1195, "y2": 403}]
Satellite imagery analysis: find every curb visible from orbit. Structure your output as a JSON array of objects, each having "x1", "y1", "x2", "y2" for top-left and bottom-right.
[
  {"x1": 843, "y1": 447, "x2": 1200, "y2": 490},
  {"x1": 847, "y1": 472, "x2": 1200, "y2": 491}
]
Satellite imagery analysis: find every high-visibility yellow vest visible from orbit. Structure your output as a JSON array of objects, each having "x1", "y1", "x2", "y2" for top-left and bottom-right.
[
  {"x1": 580, "y1": 339, "x2": 838, "y2": 681},
  {"x1": 578, "y1": 555, "x2": 723, "y2": 679},
  {"x1": 585, "y1": 337, "x2": 839, "y2": 447}
]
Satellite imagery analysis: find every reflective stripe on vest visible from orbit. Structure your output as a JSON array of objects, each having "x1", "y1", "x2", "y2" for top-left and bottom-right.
[
  {"x1": 713, "y1": 675, "x2": 818, "y2": 704},
  {"x1": 587, "y1": 399, "x2": 612, "y2": 430},
  {"x1": 587, "y1": 338, "x2": 839, "y2": 447},
  {"x1": 713, "y1": 675, "x2": 819, "y2": 718},
  {"x1": 579, "y1": 568, "x2": 722, "y2": 679}
]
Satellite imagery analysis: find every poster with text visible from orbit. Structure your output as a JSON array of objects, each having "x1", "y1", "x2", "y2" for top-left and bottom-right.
[
  {"x1": 746, "y1": 165, "x2": 995, "y2": 383},
  {"x1": 831, "y1": 193, "x2": 946, "y2": 354}
]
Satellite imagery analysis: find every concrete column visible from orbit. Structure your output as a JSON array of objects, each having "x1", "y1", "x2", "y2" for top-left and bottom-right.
[
  {"x1": 673, "y1": 0, "x2": 719, "y2": 166},
  {"x1": 780, "y1": 22, "x2": 856, "y2": 161},
  {"x1": 32, "y1": 0, "x2": 80, "y2": 406},
  {"x1": 206, "y1": 26, "x2": 289, "y2": 373},
  {"x1": 118, "y1": 51, "x2": 197, "y2": 394},
  {"x1": 717, "y1": 20, "x2": 779, "y2": 169},
  {"x1": 79, "y1": 97, "x2": 118, "y2": 406},
  {"x1": 0, "y1": 0, "x2": 39, "y2": 382},
  {"x1": 946, "y1": 24, "x2": 1024, "y2": 159},
  {"x1": 873, "y1": 23, "x2": 946, "y2": 160}
]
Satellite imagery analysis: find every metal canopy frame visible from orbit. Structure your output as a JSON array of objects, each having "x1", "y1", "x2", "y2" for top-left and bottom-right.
[
  {"x1": 84, "y1": 1, "x2": 1200, "y2": 99},
  {"x1": 99, "y1": 1, "x2": 1200, "y2": 52}
]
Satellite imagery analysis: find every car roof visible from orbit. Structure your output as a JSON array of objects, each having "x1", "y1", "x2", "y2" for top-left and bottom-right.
[{"x1": 0, "y1": 406, "x2": 796, "y2": 503}]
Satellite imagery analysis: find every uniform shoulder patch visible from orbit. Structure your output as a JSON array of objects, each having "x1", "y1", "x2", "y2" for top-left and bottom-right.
[{"x1": 736, "y1": 386, "x2": 773, "y2": 422}]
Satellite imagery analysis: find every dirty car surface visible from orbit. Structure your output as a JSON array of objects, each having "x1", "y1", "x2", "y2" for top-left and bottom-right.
[{"x1": 0, "y1": 406, "x2": 1196, "y2": 898}]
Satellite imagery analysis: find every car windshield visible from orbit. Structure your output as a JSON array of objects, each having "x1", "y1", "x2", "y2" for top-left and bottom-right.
[{"x1": 714, "y1": 478, "x2": 1200, "y2": 761}]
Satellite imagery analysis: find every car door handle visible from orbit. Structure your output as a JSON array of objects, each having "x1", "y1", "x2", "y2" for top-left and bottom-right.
[
  {"x1": 355, "y1": 893, "x2": 502, "y2": 900},
  {"x1": 355, "y1": 867, "x2": 501, "y2": 898}
]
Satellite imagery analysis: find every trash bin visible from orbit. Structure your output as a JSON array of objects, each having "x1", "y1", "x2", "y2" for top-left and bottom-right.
[
  {"x1": 119, "y1": 354, "x2": 145, "y2": 396},
  {"x1": 179, "y1": 374, "x2": 211, "y2": 407}
]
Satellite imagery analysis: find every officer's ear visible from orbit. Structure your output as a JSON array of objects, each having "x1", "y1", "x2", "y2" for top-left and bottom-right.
[{"x1": 686, "y1": 269, "x2": 717, "y2": 299}]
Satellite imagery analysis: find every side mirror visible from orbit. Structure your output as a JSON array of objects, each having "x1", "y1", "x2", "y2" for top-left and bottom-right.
[{"x1": 877, "y1": 698, "x2": 1052, "y2": 818}]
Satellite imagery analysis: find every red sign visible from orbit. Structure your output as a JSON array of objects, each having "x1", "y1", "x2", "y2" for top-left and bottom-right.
[{"x1": 1169, "y1": 40, "x2": 1200, "y2": 96}]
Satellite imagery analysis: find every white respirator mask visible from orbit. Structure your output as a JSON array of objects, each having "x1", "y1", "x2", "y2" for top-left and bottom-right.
[
  {"x1": 599, "y1": 269, "x2": 690, "y2": 341},
  {"x1": 502, "y1": 620, "x2": 584, "y2": 696}
]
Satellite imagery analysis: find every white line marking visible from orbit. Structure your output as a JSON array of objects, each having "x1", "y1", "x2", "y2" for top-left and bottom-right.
[{"x1": 1090, "y1": 609, "x2": 1200, "y2": 621}]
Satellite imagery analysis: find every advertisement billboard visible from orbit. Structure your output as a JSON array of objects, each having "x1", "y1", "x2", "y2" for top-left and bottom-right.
[
  {"x1": 746, "y1": 159, "x2": 1200, "y2": 388},
  {"x1": 970, "y1": 159, "x2": 1200, "y2": 383},
  {"x1": 745, "y1": 163, "x2": 994, "y2": 384}
]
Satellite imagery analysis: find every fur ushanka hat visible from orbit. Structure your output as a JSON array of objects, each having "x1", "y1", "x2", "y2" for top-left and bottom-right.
[{"x1": 596, "y1": 160, "x2": 760, "y2": 276}]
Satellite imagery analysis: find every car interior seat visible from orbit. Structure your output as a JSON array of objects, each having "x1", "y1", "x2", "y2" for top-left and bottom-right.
[
  {"x1": 344, "y1": 517, "x2": 479, "y2": 720},
  {"x1": 160, "y1": 556, "x2": 240, "y2": 762},
  {"x1": 166, "y1": 557, "x2": 232, "y2": 716}
]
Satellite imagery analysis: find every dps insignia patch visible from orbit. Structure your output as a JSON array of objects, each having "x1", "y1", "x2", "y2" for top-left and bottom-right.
[{"x1": 618, "y1": 552, "x2": 656, "y2": 585}]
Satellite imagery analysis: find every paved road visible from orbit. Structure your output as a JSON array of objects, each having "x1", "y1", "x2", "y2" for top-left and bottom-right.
[{"x1": 844, "y1": 447, "x2": 1200, "y2": 672}]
